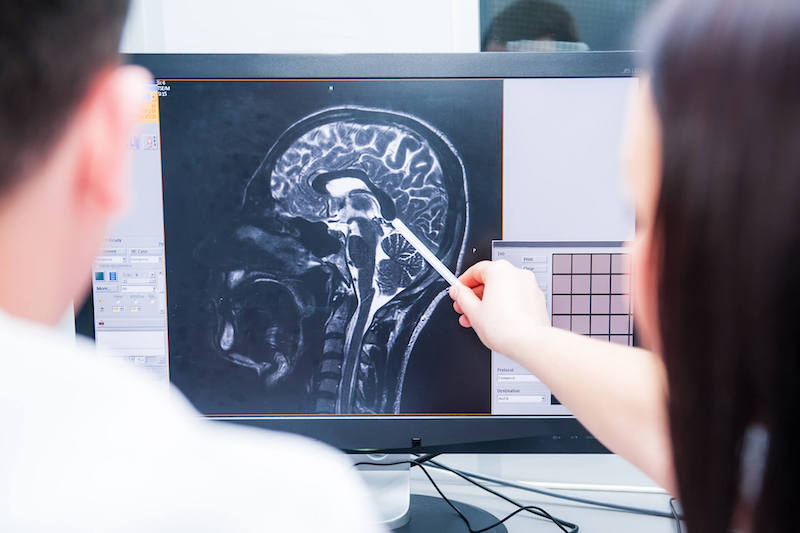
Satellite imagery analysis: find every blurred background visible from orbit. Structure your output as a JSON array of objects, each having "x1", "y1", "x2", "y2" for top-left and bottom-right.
[{"x1": 121, "y1": 0, "x2": 656, "y2": 54}]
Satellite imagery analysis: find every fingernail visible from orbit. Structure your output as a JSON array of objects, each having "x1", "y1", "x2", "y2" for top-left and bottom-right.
[{"x1": 449, "y1": 285, "x2": 458, "y2": 299}]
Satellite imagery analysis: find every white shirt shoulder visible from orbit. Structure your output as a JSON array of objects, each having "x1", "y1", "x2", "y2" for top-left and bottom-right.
[{"x1": 0, "y1": 312, "x2": 384, "y2": 532}]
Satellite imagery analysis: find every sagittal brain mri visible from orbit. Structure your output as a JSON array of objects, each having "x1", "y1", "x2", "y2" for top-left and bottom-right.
[
  {"x1": 207, "y1": 107, "x2": 467, "y2": 414},
  {"x1": 161, "y1": 81, "x2": 501, "y2": 415}
]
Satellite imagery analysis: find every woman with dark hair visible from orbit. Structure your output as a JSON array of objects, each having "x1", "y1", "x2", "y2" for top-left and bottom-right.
[{"x1": 450, "y1": 0, "x2": 800, "y2": 531}]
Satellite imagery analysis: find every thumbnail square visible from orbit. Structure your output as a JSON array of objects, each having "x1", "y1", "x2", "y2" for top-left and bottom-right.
[
  {"x1": 610, "y1": 294, "x2": 630, "y2": 314},
  {"x1": 591, "y1": 295, "x2": 610, "y2": 314},
  {"x1": 572, "y1": 254, "x2": 591, "y2": 274},
  {"x1": 611, "y1": 254, "x2": 631, "y2": 274},
  {"x1": 611, "y1": 274, "x2": 630, "y2": 294},
  {"x1": 552, "y1": 295, "x2": 571, "y2": 314},
  {"x1": 571, "y1": 295, "x2": 590, "y2": 314},
  {"x1": 553, "y1": 315, "x2": 571, "y2": 330},
  {"x1": 610, "y1": 315, "x2": 629, "y2": 334},
  {"x1": 591, "y1": 274, "x2": 611, "y2": 294},
  {"x1": 572, "y1": 275, "x2": 590, "y2": 294},
  {"x1": 553, "y1": 254, "x2": 572, "y2": 274},
  {"x1": 571, "y1": 315, "x2": 590, "y2": 335},
  {"x1": 590, "y1": 315, "x2": 609, "y2": 334},
  {"x1": 592, "y1": 254, "x2": 611, "y2": 274},
  {"x1": 553, "y1": 275, "x2": 571, "y2": 294}
]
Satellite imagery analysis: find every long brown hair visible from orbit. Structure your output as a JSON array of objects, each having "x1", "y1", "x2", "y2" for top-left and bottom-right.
[{"x1": 645, "y1": 0, "x2": 800, "y2": 530}]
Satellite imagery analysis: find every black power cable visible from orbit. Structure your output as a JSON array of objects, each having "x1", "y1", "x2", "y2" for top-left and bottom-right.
[
  {"x1": 355, "y1": 454, "x2": 579, "y2": 533},
  {"x1": 668, "y1": 497, "x2": 683, "y2": 533},
  {"x1": 425, "y1": 457, "x2": 680, "y2": 520}
]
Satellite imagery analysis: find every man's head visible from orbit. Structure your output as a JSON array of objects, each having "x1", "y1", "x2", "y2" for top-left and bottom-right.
[
  {"x1": 0, "y1": 1, "x2": 150, "y2": 324},
  {"x1": 482, "y1": 0, "x2": 580, "y2": 51}
]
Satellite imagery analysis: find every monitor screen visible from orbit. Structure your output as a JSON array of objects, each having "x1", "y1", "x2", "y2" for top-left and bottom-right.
[{"x1": 79, "y1": 53, "x2": 637, "y2": 452}]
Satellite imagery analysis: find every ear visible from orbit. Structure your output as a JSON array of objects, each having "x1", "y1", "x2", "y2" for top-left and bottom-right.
[{"x1": 72, "y1": 65, "x2": 152, "y2": 217}]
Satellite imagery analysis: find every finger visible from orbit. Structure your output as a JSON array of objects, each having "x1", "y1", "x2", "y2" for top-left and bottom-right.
[
  {"x1": 451, "y1": 282, "x2": 482, "y2": 318},
  {"x1": 473, "y1": 284, "x2": 485, "y2": 300},
  {"x1": 454, "y1": 285, "x2": 482, "y2": 313},
  {"x1": 452, "y1": 284, "x2": 484, "y2": 302},
  {"x1": 458, "y1": 314, "x2": 472, "y2": 328},
  {"x1": 456, "y1": 261, "x2": 492, "y2": 289}
]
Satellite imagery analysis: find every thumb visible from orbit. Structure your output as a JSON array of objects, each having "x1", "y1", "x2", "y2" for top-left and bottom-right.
[{"x1": 451, "y1": 283, "x2": 483, "y2": 319}]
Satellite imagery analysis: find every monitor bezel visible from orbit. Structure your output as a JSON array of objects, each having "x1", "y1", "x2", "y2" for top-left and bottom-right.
[{"x1": 76, "y1": 51, "x2": 639, "y2": 454}]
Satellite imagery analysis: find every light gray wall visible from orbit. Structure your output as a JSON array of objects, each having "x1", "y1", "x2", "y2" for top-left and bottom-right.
[{"x1": 121, "y1": 0, "x2": 480, "y2": 53}]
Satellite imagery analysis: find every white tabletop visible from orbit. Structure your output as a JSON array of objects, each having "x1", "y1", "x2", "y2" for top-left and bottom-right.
[{"x1": 408, "y1": 454, "x2": 677, "y2": 533}]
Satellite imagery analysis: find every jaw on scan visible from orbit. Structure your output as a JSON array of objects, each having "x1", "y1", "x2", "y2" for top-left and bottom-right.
[{"x1": 202, "y1": 107, "x2": 468, "y2": 414}]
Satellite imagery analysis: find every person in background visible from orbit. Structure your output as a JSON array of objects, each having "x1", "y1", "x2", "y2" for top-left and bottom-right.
[
  {"x1": 453, "y1": 0, "x2": 800, "y2": 531},
  {"x1": 482, "y1": 0, "x2": 585, "y2": 52},
  {"x1": 0, "y1": 2, "x2": 381, "y2": 531}
]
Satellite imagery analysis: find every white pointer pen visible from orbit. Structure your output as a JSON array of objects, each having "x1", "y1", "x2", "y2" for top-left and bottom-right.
[
  {"x1": 390, "y1": 218, "x2": 463, "y2": 287},
  {"x1": 322, "y1": 176, "x2": 464, "y2": 288}
]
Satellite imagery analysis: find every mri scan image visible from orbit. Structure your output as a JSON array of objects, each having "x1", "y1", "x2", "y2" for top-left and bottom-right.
[{"x1": 160, "y1": 80, "x2": 501, "y2": 415}]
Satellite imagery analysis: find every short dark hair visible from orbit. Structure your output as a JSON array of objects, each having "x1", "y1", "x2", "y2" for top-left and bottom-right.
[
  {"x1": 645, "y1": 0, "x2": 800, "y2": 531},
  {"x1": 482, "y1": 0, "x2": 579, "y2": 50},
  {"x1": 0, "y1": 1, "x2": 130, "y2": 192}
]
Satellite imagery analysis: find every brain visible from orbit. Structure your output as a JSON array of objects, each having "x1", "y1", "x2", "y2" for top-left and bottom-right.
[
  {"x1": 270, "y1": 120, "x2": 449, "y2": 249},
  {"x1": 376, "y1": 233, "x2": 425, "y2": 294}
]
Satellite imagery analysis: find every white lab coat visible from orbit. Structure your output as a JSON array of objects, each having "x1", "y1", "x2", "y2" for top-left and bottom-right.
[{"x1": 0, "y1": 310, "x2": 383, "y2": 532}]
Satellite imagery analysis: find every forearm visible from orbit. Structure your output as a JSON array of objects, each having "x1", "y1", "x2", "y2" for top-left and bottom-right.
[{"x1": 512, "y1": 327, "x2": 676, "y2": 493}]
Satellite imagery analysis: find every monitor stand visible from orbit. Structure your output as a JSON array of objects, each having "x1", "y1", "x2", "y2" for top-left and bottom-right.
[{"x1": 356, "y1": 454, "x2": 508, "y2": 532}]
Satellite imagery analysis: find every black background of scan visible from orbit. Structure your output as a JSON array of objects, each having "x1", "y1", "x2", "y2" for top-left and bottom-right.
[{"x1": 159, "y1": 79, "x2": 502, "y2": 415}]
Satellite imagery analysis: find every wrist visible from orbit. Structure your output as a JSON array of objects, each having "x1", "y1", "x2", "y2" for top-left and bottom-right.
[{"x1": 506, "y1": 322, "x2": 553, "y2": 370}]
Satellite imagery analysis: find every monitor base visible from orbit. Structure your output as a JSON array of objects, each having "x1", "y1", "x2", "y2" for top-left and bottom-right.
[
  {"x1": 355, "y1": 454, "x2": 507, "y2": 532},
  {"x1": 394, "y1": 494, "x2": 508, "y2": 533}
]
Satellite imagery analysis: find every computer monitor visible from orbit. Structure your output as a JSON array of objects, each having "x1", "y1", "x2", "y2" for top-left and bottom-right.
[{"x1": 76, "y1": 52, "x2": 637, "y2": 454}]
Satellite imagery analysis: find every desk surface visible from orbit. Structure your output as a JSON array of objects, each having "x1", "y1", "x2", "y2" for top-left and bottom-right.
[{"x1": 408, "y1": 455, "x2": 676, "y2": 533}]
